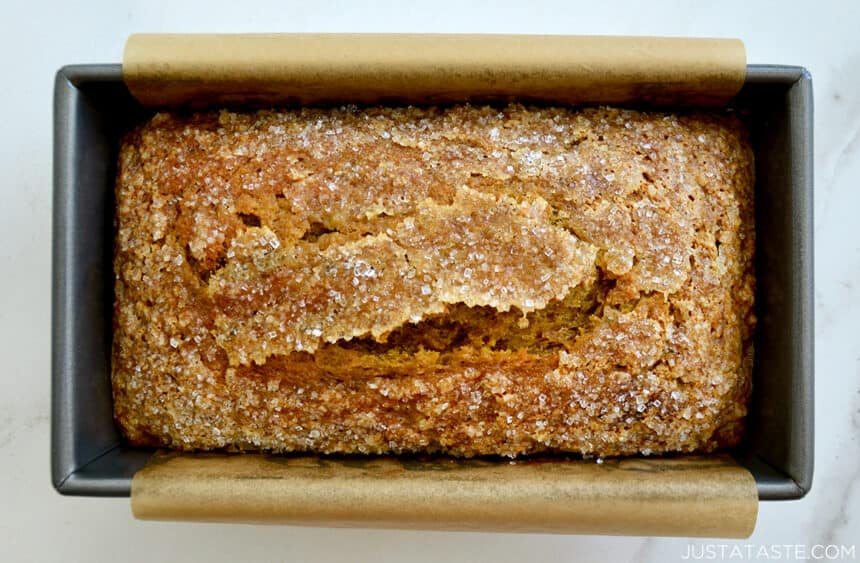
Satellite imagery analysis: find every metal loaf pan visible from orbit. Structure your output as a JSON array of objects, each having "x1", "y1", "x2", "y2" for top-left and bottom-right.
[{"x1": 52, "y1": 64, "x2": 814, "y2": 499}]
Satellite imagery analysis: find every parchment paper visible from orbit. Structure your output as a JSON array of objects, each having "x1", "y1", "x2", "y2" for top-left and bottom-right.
[
  {"x1": 123, "y1": 33, "x2": 746, "y2": 107},
  {"x1": 132, "y1": 453, "x2": 757, "y2": 537},
  {"x1": 124, "y1": 33, "x2": 755, "y2": 537}
]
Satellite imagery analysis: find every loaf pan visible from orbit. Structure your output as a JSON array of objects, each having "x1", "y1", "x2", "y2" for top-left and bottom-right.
[{"x1": 51, "y1": 64, "x2": 813, "y2": 499}]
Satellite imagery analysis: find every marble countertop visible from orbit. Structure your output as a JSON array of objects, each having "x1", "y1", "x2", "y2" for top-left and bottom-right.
[{"x1": 2, "y1": 1, "x2": 857, "y2": 560}]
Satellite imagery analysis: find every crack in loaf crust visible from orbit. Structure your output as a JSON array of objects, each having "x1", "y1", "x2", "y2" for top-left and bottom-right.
[{"x1": 113, "y1": 104, "x2": 755, "y2": 457}]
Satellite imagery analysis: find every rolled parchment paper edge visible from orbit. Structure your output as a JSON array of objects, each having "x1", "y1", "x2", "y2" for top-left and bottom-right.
[
  {"x1": 131, "y1": 453, "x2": 758, "y2": 537},
  {"x1": 122, "y1": 33, "x2": 746, "y2": 108}
]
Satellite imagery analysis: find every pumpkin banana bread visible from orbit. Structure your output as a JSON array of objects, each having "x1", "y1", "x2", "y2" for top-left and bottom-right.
[{"x1": 112, "y1": 104, "x2": 755, "y2": 458}]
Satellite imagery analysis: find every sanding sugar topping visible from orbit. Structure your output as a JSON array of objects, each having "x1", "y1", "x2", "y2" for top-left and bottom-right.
[
  {"x1": 112, "y1": 103, "x2": 755, "y2": 458},
  {"x1": 209, "y1": 186, "x2": 596, "y2": 365}
]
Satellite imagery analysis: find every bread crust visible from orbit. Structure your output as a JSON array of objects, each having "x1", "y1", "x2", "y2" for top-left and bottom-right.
[{"x1": 113, "y1": 104, "x2": 755, "y2": 457}]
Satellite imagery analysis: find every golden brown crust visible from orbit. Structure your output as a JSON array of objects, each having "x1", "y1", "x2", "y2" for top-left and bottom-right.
[{"x1": 112, "y1": 104, "x2": 755, "y2": 457}]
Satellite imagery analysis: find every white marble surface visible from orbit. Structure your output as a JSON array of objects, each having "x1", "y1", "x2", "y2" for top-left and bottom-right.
[{"x1": 2, "y1": 1, "x2": 858, "y2": 560}]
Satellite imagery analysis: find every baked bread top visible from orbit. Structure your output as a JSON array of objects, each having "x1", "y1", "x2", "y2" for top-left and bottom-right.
[{"x1": 113, "y1": 104, "x2": 755, "y2": 457}]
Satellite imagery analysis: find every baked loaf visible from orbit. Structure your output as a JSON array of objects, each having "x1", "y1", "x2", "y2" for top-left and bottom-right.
[{"x1": 113, "y1": 104, "x2": 755, "y2": 458}]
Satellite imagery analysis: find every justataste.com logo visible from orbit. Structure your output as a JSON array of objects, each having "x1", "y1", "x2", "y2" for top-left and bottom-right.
[{"x1": 681, "y1": 543, "x2": 856, "y2": 560}]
